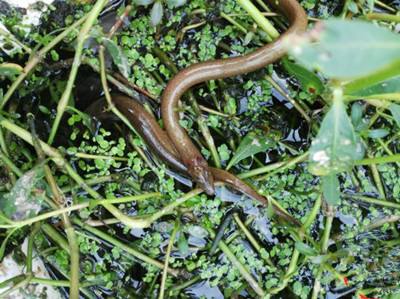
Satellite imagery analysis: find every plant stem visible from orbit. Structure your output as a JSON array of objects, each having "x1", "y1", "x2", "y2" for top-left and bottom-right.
[
  {"x1": 148, "y1": 188, "x2": 204, "y2": 223},
  {"x1": 48, "y1": 0, "x2": 108, "y2": 144},
  {"x1": 73, "y1": 218, "x2": 182, "y2": 277},
  {"x1": 233, "y1": 213, "x2": 275, "y2": 267},
  {"x1": 0, "y1": 150, "x2": 22, "y2": 177},
  {"x1": 271, "y1": 195, "x2": 322, "y2": 294},
  {"x1": 236, "y1": 0, "x2": 279, "y2": 39},
  {"x1": 159, "y1": 221, "x2": 179, "y2": 299},
  {"x1": 1, "y1": 15, "x2": 88, "y2": 110},
  {"x1": 365, "y1": 13, "x2": 400, "y2": 22},
  {"x1": 355, "y1": 153, "x2": 400, "y2": 165},
  {"x1": 256, "y1": 151, "x2": 309, "y2": 181},
  {"x1": 265, "y1": 75, "x2": 311, "y2": 122},
  {"x1": 26, "y1": 222, "x2": 41, "y2": 273},
  {"x1": 311, "y1": 205, "x2": 334, "y2": 299},
  {"x1": 342, "y1": 193, "x2": 400, "y2": 209},
  {"x1": 218, "y1": 240, "x2": 265, "y2": 297},
  {"x1": 41, "y1": 223, "x2": 70, "y2": 253}
]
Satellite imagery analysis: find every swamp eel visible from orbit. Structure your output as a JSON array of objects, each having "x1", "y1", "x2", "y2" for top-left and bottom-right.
[
  {"x1": 96, "y1": 94, "x2": 302, "y2": 226},
  {"x1": 160, "y1": 0, "x2": 308, "y2": 195}
]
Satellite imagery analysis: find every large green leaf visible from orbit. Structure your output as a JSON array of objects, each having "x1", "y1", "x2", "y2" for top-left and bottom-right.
[
  {"x1": 309, "y1": 93, "x2": 364, "y2": 176},
  {"x1": 226, "y1": 131, "x2": 276, "y2": 170},
  {"x1": 290, "y1": 19, "x2": 400, "y2": 79},
  {"x1": 346, "y1": 76, "x2": 400, "y2": 99},
  {"x1": 282, "y1": 58, "x2": 324, "y2": 95},
  {"x1": 103, "y1": 38, "x2": 131, "y2": 79}
]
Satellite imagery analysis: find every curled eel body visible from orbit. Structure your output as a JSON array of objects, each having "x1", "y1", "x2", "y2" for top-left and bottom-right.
[
  {"x1": 110, "y1": 95, "x2": 300, "y2": 226},
  {"x1": 161, "y1": 0, "x2": 308, "y2": 195}
]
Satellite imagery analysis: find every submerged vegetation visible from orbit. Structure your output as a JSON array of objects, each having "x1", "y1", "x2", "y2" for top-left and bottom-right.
[{"x1": 0, "y1": 0, "x2": 399, "y2": 298}]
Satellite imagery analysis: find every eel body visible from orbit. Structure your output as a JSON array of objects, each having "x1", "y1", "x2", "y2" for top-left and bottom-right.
[
  {"x1": 108, "y1": 95, "x2": 300, "y2": 226},
  {"x1": 161, "y1": 0, "x2": 308, "y2": 195}
]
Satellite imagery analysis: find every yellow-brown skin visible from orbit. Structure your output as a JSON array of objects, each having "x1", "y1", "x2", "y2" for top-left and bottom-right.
[
  {"x1": 108, "y1": 95, "x2": 301, "y2": 226},
  {"x1": 161, "y1": 0, "x2": 308, "y2": 195}
]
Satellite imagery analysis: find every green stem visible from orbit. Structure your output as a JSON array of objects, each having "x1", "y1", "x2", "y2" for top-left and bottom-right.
[
  {"x1": 218, "y1": 241, "x2": 265, "y2": 297},
  {"x1": 355, "y1": 153, "x2": 400, "y2": 165},
  {"x1": 0, "y1": 150, "x2": 23, "y2": 177},
  {"x1": 265, "y1": 75, "x2": 311, "y2": 122},
  {"x1": 365, "y1": 13, "x2": 400, "y2": 22},
  {"x1": 26, "y1": 222, "x2": 41, "y2": 273},
  {"x1": 41, "y1": 223, "x2": 70, "y2": 253},
  {"x1": 311, "y1": 206, "x2": 333, "y2": 299},
  {"x1": 256, "y1": 151, "x2": 309, "y2": 181},
  {"x1": 148, "y1": 188, "x2": 203, "y2": 223},
  {"x1": 48, "y1": 0, "x2": 108, "y2": 144},
  {"x1": 236, "y1": 0, "x2": 279, "y2": 39},
  {"x1": 233, "y1": 213, "x2": 275, "y2": 267},
  {"x1": 158, "y1": 221, "x2": 179, "y2": 299},
  {"x1": 1, "y1": 15, "x2": 88, "y2": 110},
  {"x1": 271, "y1": 195, "x2": 322, "y2": 295},
  {"x1": 73, "y1": 218, "x2": 182, "y2": 277},
  {"x1": 220, "y1": 12, "x2": 248, "y2": 33},
  {"x1": 0, "y1": 274, "x2": 33, "y2": 298},
  {"x1": 240, "y1": 152, "x2": 308, "y2": 179},
  {"x1": 342, "y1": 193, "x2": 400, "y2": 209}
]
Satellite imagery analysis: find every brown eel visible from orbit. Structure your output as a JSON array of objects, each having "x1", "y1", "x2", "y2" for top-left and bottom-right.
[
  {"x1": 91, "y1": 94, "x2": 300, "y2": 226},
  {"x1": 161, "y1": 0, "x2": 308, "y2": 195}
]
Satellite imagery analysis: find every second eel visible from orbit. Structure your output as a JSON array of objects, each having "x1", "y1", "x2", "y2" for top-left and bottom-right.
[
  {"x1": 161, "y1": 0, "x2": 308, "y2": 195},
  {"x1": 93, "y1": 95, "x2": 300, "y2": 226}
]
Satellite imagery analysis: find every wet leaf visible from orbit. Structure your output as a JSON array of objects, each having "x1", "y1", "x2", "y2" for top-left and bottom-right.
[
  {"x1": 150, "y1": 1, "x2": 163, "y2": 27},
  {"x1": 187, "y1": 225, "x2": 208, "y2": 239},
  {"x1": 0, "y1": 63, "x2": 23, "y2": 78},
  {"x1": 389, "y1": 103, "x2": 400, "y2": 128},
  {"x1": 177, "y1": 232, "x2": 189, "y2": 255},
  {"x1": 282, "y1": 58, "x2": 324, "y2": 95},
  {"x1": 102, "y1": 38, "x2": 131, "y2": 79},
  {"x1": 321, "y1": 174, "x2": 340, "y2": 206},
  {"x1": 295, "y1": 242, "x2": 318, "y2": 256},
  {"x1": 291, "y1": 20, "x2": 400, "y2": 79},
  {"x1": 351, "y1": 102, "x2": 363, "y2": 128},
  {"x1": 346, "y1": 76, "x2": 400, "y2": 99},
  {"x1": 133, "y1": 0, "x2": 154, "y2": 5},
  {"x1": 309, "y1": 93, "x2": 364, "y2": 176},
  {"x1": 367, "y1": 129, "x2": 389, "y2": 139},
  {"x1": 167, "y1": 0, "x2": 186, "y2": 7},
  {"x1": 0, "y1": 167, "x2": 46, "y2": 220},
  {"x1": 226, "y1": 131, "x2": 276, "y2": 170}
]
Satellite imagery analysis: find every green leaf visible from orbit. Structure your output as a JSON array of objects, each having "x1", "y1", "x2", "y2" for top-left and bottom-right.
[
  {"x1": 150, "y1": 1, "x2": 163, "y2": 27},
  {"x1": 346, "y1": 76, "x2": 400, "y2": 99},
  {"x1": 226, "y1": 131, "x2": 276, "y2": 170},
  {"x1": 290, "y1": 19, "x2": 400, "y2": 79},
  {"x1": 351, "y1": 102, "x2": 363, "y2": 128},
  {"x1": 0, "y1": 167, "x2": 46, "y2": 220},
  {"x1": 295, "y1": 242, "x2": 318, "y2": 256},
  {"x1": 282, "y1": 58, "x2": 324, "y2": 95},
  {"x1": 177, "y1": 232, "x2": 189, "y2": 255},
  {"x1": 102, "y1": 38, "x2": 131, "y2": 79},
  {"x1": 133, "y1": 0, "x2": 154, "y2": 5},
  {"x1": 389, "y1": 103, "x2": 400, "y2": 128},
  {"x1": 321, "y1": 174, "x2": 341, "y2": 206},
  {"x1": 309, "y1": 92, "x2": 364, "y2": 176},
  {"x1": 367, "y1": 129, "x2": 389, "y2": 139},
  {"x1": 0, "y1": 63, "x2": 23, "y2": 77}
]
